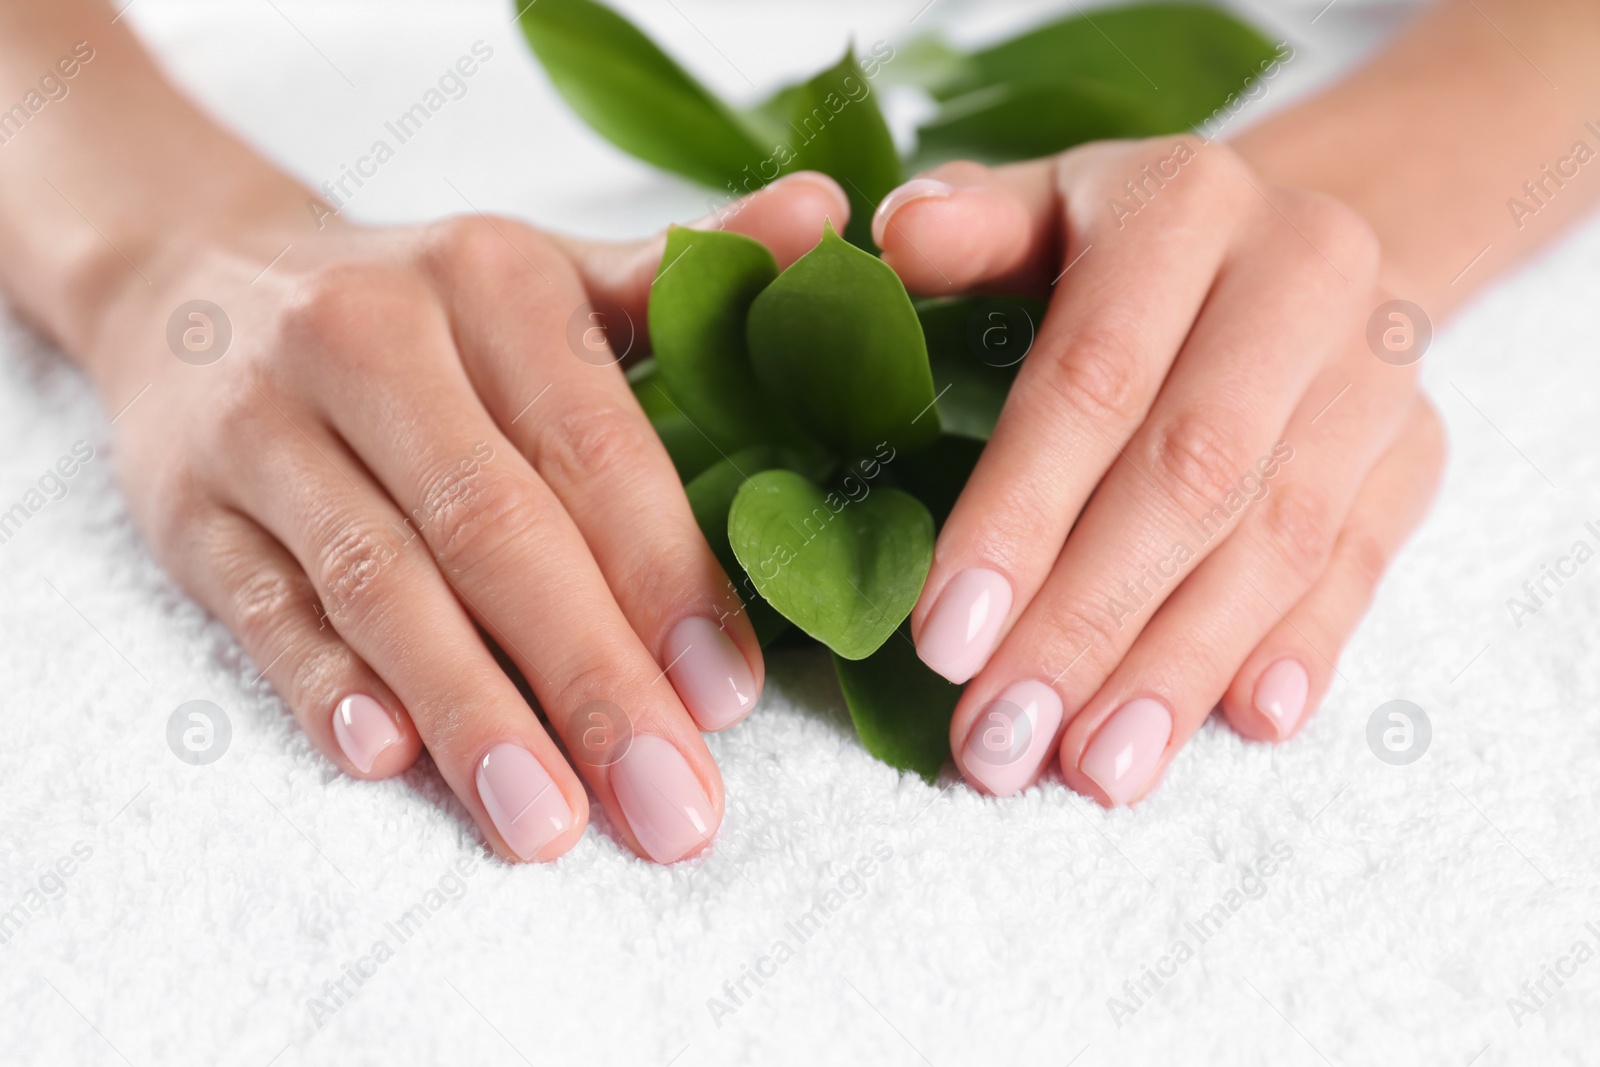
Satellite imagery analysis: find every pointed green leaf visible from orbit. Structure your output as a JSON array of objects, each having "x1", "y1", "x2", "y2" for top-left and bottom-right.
[
  {"x1": 728, "y1": 469, "x2": 933, "y2": 660},
  {"x1": 748, "y1": 223, "x2": 939, "y2": 456},
  {"x1": 517, "y1": 0, "x2": 767, "y2": 189},
  {"x1": 936, "y1": 3, "x2": 1279, "y2": 122},
  {"x1": 649, "y1": 226, "x2": 815, "y2": 451},
  {"x1": 916, "y1": 79, "x2": 1169, "y2": 166},
  {"x1": 916, "y1": 4, "x2": 1281, "y2": 163},
  {"x1": 834, "y1": 625, "x2": 959, "y2": 782},
  {"x1": 776, "y1": 49, "x2": 903, "y2": 249}
]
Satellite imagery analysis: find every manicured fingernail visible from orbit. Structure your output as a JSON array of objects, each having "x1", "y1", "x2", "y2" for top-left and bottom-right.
[
  {"x1": 476, "y1": 743, "x2": 574, "y2": 861},
  {"x1": 610, "y1": 734, "x2": 716, "y2": 863},
  {"x1": 1080, "y1": 698, "x2": 1172, "y2": 807},
  {"x1": 664, "y1": 616, "x2": 757, "y2": 731},
  {"x1": 688, "y1": 171, "x2": 845, "y2": 230},
  {"x1": 962, "y1": 680, "x2": 1064, "y2": 797},
  {"x1": 917, "y1": 567, "x2": 1013, "y2": 684},
  {"x1": 871, "y1": 177, "x2": 954, "y2": 248},
  {"x1": 332, "y1": 694, "x2": 400, "y2": 774},
  {"x1": 1253, "y1": 659, "x2": 1309, "y2": 738}
]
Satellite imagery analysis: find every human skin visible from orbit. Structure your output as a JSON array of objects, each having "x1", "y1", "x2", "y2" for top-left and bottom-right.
[
  {"x1": 0, "y1": 0, "x2": 1594, "y2": 857},
  {"x1": 0, "y1": 0, "x2": 853, "y2": 864},
  {"x1": 873, "y1": 0, "x2": 1600, "y2": 803}
]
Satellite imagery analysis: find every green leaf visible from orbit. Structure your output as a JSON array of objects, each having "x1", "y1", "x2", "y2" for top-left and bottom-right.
[
  {"x1": 775, "y1": 49, "x2": 903, "y2": 249},
  {"x1": 938, "y1": 3, "x2": 1278, "y2": 121},
  {"x1": 915, "y1": 79, "x2": 1169, "y2": 166},
  {"x1": 870, "y1": 34, "x2": 975, "y2": 93},
  {"x1": 627, "y1": 359, "x2": 721, "y2": 481},
  {"x1": 748, "y1": 222, "x2": 940, "y2": 456},
  {"x1": 893, "y1": 434, "x2": 985, "y2": 529},
  {"x1": 728, "y1": 469, "x2": 933, "y2": 660},
  {"x1": 516, "y1": 0, "x2": 767, "y2": 189},
  {"x1": 916, "y1": 4, "x2": 1280, "y2": 163},
  {"x1": 684, "y1": 445, "x2": 832, "y2": 647},
  {"x1": 649, "y1": 226, "x2": 814, "y2": 451},
  {"x1": 834, "y1": 624, "x2": 960, "y2": 783},
  {"x1": 918, "y1": 296, "x2": 1047, "y2": 440}
]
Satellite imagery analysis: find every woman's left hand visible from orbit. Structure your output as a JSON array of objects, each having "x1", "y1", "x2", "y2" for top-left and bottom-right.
[{"x1": 872, "y1": 137, "x2": 1445, "y2": 805}]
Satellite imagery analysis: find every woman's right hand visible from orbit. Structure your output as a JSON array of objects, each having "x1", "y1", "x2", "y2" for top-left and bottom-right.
[{"x1": 89, "y1": 171, "x2": 849, "y2": 864}]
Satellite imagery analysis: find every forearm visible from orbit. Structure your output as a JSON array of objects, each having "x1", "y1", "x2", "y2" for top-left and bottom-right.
[
  {"x1": 0, "y1": 0, "x2": 307, "y2": 364},
  {"x1": 1233, "y1": 0, "x2": 1600, "y2": 317}
]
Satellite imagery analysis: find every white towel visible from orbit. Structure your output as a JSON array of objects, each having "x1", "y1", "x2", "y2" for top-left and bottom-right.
[{"x1": 2, "y1": 2, "x2": 1595, "y2": 1064}]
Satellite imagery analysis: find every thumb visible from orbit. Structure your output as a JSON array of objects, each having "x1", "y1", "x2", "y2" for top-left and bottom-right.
[{"x1": 550, "y1": 171, "x2": 851, "y2": 322}]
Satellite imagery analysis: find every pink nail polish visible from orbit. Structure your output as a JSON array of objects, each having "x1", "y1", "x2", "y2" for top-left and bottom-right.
[
  {"x1": 476, "y1": 743, "x2": 574, "y2": 861},
  {"x1": 870, "y1": 177, "x2": 954, "y2": 248},
  {"x1": 917, "y1": 568, "x2": 1013, "y2": 684},
  {"x1": 664, "y1": 616, "x2": 757, "y2": 731},
  {"x1": 962, "y1": 680, "x2": 1063, "y2": 797},
  {"x1": 332, "y1": 694, "x2": 400, "y2": 774},
  {"x1": 1080, "y1": 698, "x2": 1172, "y2": 807},
  {"x1": 610, "y1": 734, "x2": 716, "y2": 863},
  {"x1": 1253, "y1": 659, "x2": 1309, "y2": 738}
]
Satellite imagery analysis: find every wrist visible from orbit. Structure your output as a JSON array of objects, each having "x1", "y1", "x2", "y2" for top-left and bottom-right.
[{"x1": 72, "y1": 160, "x2": 321, "y2": 392}]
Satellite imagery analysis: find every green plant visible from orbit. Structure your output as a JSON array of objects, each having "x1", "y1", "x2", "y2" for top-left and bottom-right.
[
  {"x1": 517, "y1": 0, "x2": 1279, "y2": 249},
  {"x1": 518, "y1": 0, "x2": 1279, "y2": 780}
]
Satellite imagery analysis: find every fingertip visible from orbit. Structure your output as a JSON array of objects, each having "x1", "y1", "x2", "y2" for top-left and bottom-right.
[
  {"x1": 525, "y1": 801, "x2": 591, "y2": 863},
  {"x1": 871, "y1": 177, "x2": 955, "y2": 249},
  {"x1": 331, "y1": 692, "x2": 422, "y2": 779},
  {"x1": 876, "y1": 179, "x2": 1035, "y2": 294},
  {"x1": 661, "y1": 613, "x2": 762, "y2": 733},
  {"x1": 607, "y1": 731, "x2": 723, "y2": 864},
  {"x1": 707, "y1": 170, "x2": 851, "y2": 268},
  {"x1": 356, "y1": 733, "x2": 424, "y2": 779},
  {"x1": 1225, "y1": 656, "x2": 1313, "y2": 743}
]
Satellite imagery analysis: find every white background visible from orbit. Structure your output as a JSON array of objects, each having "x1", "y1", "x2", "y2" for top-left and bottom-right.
[{"x1": 2, "y1": 1, "x2": 1597, "y2": 1064}]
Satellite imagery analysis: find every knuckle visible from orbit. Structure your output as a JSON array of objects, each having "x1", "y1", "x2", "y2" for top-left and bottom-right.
[
  {"x1": 1338, "y1": 528, "x2": 1392, "y2": 594},
  {"x1": 1035, "y1": 596, "x2": 1126, "y2": 670},
  {"x1": 231, "y1": 566, "x2": 310, "y2": 648},
  {"x1": 969, "y1": 480, "x2": 1062, "y2": 574},
  {"x1": 1258, "y1": 486, "x2": 1339, "y2": 585},
  {"x1": 427, "y1": 474, "x2": 558, "y2": 577},
  {"x1": 529, "y1": 401, "x2": 655, "y2": 492},
  {"x1": 1153, "y1": 408, "x2": 1254, "y2": 507},
  {"x1": 1277, "y1": 191, "x2": 1382, "y2": 284},
  {"x1": 146, "y1": 462, "x2": 212, "y2": 554},
  {"x1": 313, "y1": 520, "x2": 404, "y2": 619},
  {"x1": 282, "y1": 263, "x2": 420, "y2": 353},
  {"x1": 556, "y1": 657, "x2": 614, "y2": 715},
  {"x1": 285, "y1": 641, "x2": 358, "y2": 718},
  {"x1": 1040, "y1": 325, "x2": 1150, "y2": 428},
  {"x1": 423, "y1": 214, "x2": 556, "y2": 285},
  {"x1": 1170, "y1": 139, "x2": 1250, "y2": 209}
]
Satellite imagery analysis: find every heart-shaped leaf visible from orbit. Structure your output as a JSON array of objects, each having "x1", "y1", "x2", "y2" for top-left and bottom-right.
[
  {"x1": 517, "y1": 0, "x2": 768, "y2": 189},
  {"x1": 747, "y1": 222, "x2": 940, "y2": 456},
  {"x1": 728, "y1": 469, "x2": 933, "y2": 660},
  {"x1": 834, "y1": 625, "x2": 960, "y2": 783},
  {"x1": 684, "y1": 445, "x2": 833, "y2": 647},
  {"x1": 628, "y1": 358, "x2": 721, "y2": 481},
  {"x1": 649, "y1": 226, "x2": 812, "y2": 451}
]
